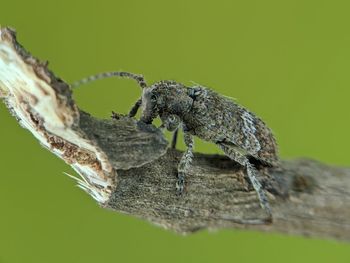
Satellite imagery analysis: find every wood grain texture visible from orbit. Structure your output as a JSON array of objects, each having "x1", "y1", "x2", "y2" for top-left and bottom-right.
[
  {"x1": 1, "y1": 27, "x2": 349, "y2": 242},
  {"x1": 110, "y1": 152, "x2": 350, "y2": 241}
]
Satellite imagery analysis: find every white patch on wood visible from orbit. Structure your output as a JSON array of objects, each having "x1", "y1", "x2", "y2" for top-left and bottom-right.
[{"x1": 0, "y1": 29, "x2": 115, "y2": 203}]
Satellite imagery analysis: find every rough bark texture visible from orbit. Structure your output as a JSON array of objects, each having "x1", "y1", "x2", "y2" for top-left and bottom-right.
[{"x1": 1, "y1": 27, "x2": 350, "y2": 242}]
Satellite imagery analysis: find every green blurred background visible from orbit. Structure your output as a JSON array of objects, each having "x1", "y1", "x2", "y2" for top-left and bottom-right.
[{"x1": 1, "y1": 0, "x2": 350, "y2": 262}]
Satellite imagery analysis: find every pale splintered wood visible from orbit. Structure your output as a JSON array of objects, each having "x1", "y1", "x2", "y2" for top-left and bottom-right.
[{"x1": 0, "y1": 27, "x2": 168, "y2": 203}]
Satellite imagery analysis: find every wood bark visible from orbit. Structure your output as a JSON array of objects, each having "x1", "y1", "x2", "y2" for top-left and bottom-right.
[{"x1": 1, "y1": 27, "x2": 349, "y2": 241}]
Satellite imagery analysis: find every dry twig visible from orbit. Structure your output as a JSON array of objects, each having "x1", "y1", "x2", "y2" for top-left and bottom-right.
[{"x1": 1, "y1": 27, "x2": 349, "y2": 241}]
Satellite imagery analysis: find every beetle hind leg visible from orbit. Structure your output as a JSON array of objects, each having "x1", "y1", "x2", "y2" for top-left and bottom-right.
[
  {"x1": 218, "y1": 143, "x2": 273, "y2": 224},
  {"x1": 245, "y1": 161, "x2": 272, "y2": 223}
]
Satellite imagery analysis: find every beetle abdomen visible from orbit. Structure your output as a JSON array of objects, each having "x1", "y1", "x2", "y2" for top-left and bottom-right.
[{"x1": 183, "y1": 86, "x2": 278, "y2": 166}]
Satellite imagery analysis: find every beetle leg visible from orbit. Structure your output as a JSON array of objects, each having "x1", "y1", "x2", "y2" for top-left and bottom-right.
[
  {"x1": 218, "y1": 143, "x2": 273, "y2": 224},
  {"x1": 160, "y1": 115, "x2": 180, "y2": 148},
  {"x1": 128, "y1": 98, "x2": 142, "y2": 117},
  {"x1": 171, "y1": 128, "x2": 179, "y2": 149},
  {"x1": 176, "y1": 132, "x2": 194, "y2": 195}
]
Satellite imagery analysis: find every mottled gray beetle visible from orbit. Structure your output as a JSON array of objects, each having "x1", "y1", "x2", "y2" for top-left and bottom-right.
[{"x1": 72, "y1": 71, "x2": 279, "y2": 224}]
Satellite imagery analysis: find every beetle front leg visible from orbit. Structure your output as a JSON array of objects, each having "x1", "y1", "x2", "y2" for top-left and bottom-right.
[
  {"x1": 128, "y1": 98, "x2": 142, "y2": 117},
  {"x1": 111, "y1": 98, "x2": 141, "y2": 120},
  {"x1": 159, "y1": 115, "x2": 180, "y2": 149},
  {"x1": 176, "y1": 132, "x2": 194, "y2": 195}
]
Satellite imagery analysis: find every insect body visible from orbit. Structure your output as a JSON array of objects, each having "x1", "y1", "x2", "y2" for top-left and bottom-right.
[{"x1": 72, "y1": 72, "x2": 279, "y2": 224}]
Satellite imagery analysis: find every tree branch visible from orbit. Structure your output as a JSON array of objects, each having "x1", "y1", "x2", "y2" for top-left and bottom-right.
[{"x1": 1, "y1": 27, "x2": 349, "y2": 242}]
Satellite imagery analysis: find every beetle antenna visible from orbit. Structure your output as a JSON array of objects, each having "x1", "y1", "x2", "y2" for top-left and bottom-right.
[{"x1": 71, "y1": 71, "x2": 147, "y2": 89}]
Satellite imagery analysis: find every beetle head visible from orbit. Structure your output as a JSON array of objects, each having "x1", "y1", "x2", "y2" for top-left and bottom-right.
[
  {"x1": 140, "y1": 81, "x2": 193, "y2": 124},
  {"x1": 140, "y1": 86, "x2": 160, "y2": 123}
]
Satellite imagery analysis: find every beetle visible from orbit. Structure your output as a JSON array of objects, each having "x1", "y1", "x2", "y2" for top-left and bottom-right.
[{"x1": 72, "y1": 71, "x2": 279, "y2": 224}]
